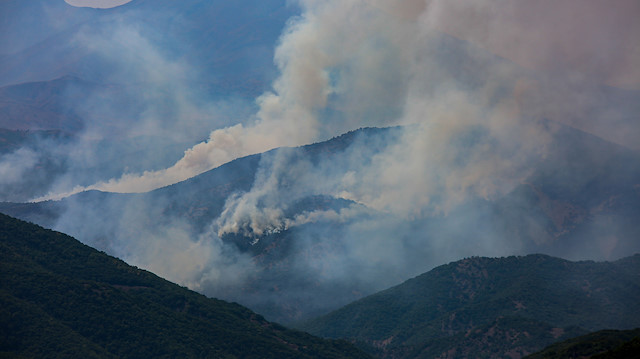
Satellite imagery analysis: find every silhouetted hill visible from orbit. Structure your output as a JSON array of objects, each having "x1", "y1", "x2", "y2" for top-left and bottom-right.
[
  {"x1": 0, "y1": 212, "x2": 370, "y2": 358},
  {"x1": 299, "y1": 254, "x2": 640, "y2": 359},
  {"x1": 525, "y1": 328, "x2": 640, "y2": 359}
]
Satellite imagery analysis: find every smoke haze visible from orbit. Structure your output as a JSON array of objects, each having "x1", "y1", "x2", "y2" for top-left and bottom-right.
[
  {"x1": 33, "y1": 0, "x2": 640, "y2": 201},
  {"x1": 2, "y1": 0, "x2": 639, "y2": 322}
]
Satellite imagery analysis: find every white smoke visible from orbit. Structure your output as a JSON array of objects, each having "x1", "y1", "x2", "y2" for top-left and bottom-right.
[
  {"x1": 35, "y1": 0, "x2": 414, "y2": 201},
  {"x1": 208, "y1": 0, "x2": 640, "y2": 276},
  {"x1": 43, "y1": 0, "x2": 637, "y2": 203},
  {"x1": 212, "y1": 0, "x2": 559, "y2": 236}
]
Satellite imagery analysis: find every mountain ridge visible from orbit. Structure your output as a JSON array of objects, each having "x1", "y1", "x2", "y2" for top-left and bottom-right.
[
  {"x1": 1, "y1": 122, "x2": 640, "y2": 324},
  {"x1": 298, "y1": 253, "x2": 640, "y2": 358}
]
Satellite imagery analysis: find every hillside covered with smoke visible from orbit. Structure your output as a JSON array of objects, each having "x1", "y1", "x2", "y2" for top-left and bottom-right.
[{"x1": 1, "y1": 0, "x2": 639, "y2": 324}]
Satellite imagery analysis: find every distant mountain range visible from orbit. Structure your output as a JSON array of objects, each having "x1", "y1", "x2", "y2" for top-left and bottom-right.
[
  {"x1": 0, "y1": 212, "x2": 370, "y2": 358},
  {"x1": 298, "y1": 254, "x2": 640, "y2": 359}
]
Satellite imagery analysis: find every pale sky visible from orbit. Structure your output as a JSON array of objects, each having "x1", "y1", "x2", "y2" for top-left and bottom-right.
[{"x1": 64, "y1": 0, "x2": 133, "y2": 9}]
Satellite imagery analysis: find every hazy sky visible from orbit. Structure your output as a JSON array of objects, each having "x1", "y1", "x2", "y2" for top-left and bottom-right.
[{"x1": 64, "y1": 0, "x2": 133, "y2": 9}]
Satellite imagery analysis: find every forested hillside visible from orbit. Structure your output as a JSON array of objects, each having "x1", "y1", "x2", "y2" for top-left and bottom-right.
[
  {"x1": 0, "y1": 213, "x2": 370, "y2": 358},
  {"x1": 525, "y1": 328, "x2": 640, "y2": 359},
  {"x1": 300, "y1": 254, "x2": 640, "y2": 358}
]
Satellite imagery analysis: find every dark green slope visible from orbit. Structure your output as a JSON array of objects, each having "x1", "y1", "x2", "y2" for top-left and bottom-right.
[
  {"x1": 0, "y1": 213, "x2": 370, "y2": 359},
  {"x1": 299, "y1": 254, "x2": 640, "y2": 359},
  {"x1": 593, "y1": 337, "x2": 640, "y2": 359},
  {"x1": 525, "y1": 328, "x2": 640, "y2": 359}
]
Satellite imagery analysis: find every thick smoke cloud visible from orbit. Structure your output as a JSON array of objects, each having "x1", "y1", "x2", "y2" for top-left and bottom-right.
[
  {"x1": 37, "y1": 0, "x2": 414, "y2": 200},
  {"x1": 14, "y1": 0, "x2": 640, "y2": 321},
  {"x1": 41, "y1": 0, "x2": 640, "y2": 201},
  {"x1": 212, "y1": 0, "x2": 561, "y2": 233}
]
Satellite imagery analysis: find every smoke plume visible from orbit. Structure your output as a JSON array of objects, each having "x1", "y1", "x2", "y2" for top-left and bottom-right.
[{"x1": 7, "y1": 0, "x2": 639, "y2": 321}]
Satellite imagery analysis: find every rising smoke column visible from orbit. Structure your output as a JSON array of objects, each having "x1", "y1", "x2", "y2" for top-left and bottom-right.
[
  {"x1": 209, "y1": 0, "x2": 640, "y2": 305},
  {"x1": 35, "y1": 0, "x2": 414, "y2": 200},
  {"x1": 216, "y1": 0, "x2": 640, "y2": 225}
]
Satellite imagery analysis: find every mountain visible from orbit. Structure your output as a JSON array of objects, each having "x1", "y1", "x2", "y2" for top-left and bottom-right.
[
  {"x1": 1, "y1": 123, "x2": 640, "y2": 324},
  {"x1": 479, "y1": 120, "x2": 640, "y2": 260},
  {"x1": 0, "y1": 126, "x2": 399, "y2": 227},
  {"x1": 0, "y1": 212, "x2": 371, "y2": 358},
  {"x1": 298, "y1": 254, "x2": 640, "y2": 359},
  {"x1": 2, "y1": 1, "x2": 639, "y2": 350},
  {"x1": 0, "y1": 127, "x2": 402, "y2": 323},
  {"x1": 525, "y1": 328, "x2": 640, "y2": 359}
]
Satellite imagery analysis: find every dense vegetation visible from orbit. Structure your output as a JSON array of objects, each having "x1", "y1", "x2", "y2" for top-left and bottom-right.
[
  {"x1": 593, "y1": 336, "x2": 640, "y2": 358},
  {"x1": 0, "y1": 213, "x2": 370, "y2": 358},
  {"x1": 299, "y1": 254, "x2": 640, "y2": 358},
  {"x1": 525, "y1": 328, "x2": 640, "y2": 359}
]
